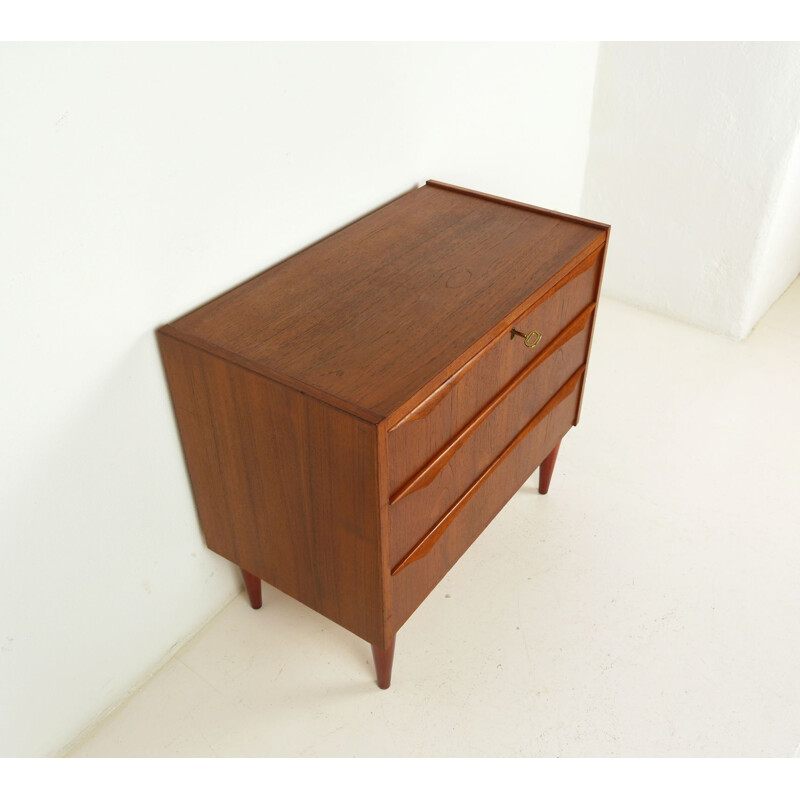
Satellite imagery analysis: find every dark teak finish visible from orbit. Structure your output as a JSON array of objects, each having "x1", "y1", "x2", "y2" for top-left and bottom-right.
[
  {"x1": 538, "y1": 442, "x2": 561, "y2": 496},
  {"x1": 242, "y1": 568, "x2": 262, "y2": 610},
  {"x1": 157, "y1": 180, "x2": 609, "y2": 689},
  {"x1": 371, "y1": 637, "x2": 396, "y2": 691}
]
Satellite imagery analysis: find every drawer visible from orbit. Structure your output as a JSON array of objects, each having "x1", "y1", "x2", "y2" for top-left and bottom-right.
[
  {"x1": 389, "y1": 367, "x2": 583, "y2": 629},
  {"x1": 387, "y1": 246, "x2": 602, "y2": 494},
  {"x1": 387, "y1": 314, "x2": 591, "y2": 568}
]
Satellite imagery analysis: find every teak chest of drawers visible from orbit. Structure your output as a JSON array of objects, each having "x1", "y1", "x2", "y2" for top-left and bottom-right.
[{"x1": 157, "y1": 181, "x2": 610, "y2": 689}]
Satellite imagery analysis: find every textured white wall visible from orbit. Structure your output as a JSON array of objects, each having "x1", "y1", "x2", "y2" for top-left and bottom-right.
[
  {"x1": 583, "y1": 43, "x2": 800, "y2": 338},
  {"x1": 746, "y1": 128, "x2": 800, "y2": 328},
  {"x1": 0, "y1": 42, "x2": 599, "y2": 756}
]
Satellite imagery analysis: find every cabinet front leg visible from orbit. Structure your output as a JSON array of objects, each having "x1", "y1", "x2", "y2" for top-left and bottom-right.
[
  {"x1": 538, "y1": 440, "x2": 561, "y2": 495},
  {"x1": 241, "y1": 568, "x2": 262, "y2": 609},
  {"x1": 371, "y1": 636, "x2": 396, "y2": 690}
]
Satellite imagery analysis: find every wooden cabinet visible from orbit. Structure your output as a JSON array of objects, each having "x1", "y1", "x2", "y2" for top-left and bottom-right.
[{"x1": 157, "y1": 180, "x2": 610, "y2": 688}]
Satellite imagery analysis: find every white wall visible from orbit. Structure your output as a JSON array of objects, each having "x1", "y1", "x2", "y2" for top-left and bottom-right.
[
  {"x1": 583, "y1": 43, "x2": 800, "y2": 338},
  {"x1": 0, "y1": 42, "x2": 599, "y2": 756},
  {"x1": 746, "y1": 127, "x2": 800, "y2": 328}
]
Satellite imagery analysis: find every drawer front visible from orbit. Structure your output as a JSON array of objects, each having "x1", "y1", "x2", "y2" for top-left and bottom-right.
[
  {"x1": 389, "y1": 371, "x2": 583, "y2": 630},
  {"x1": 388, "y1": 320, "x2": 591, "y2": 567},
  {"x1": 387, "y1": 247, "x2": 602, "y2": 494}
]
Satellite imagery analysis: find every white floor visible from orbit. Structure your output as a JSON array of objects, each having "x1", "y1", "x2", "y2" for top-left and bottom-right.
[{"x1": 69, "y1": 279, "x2": 800, "y2": 757}]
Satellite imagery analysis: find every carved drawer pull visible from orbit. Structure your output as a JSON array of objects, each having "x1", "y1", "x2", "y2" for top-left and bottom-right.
[
  {"x1": 390, "y1": 304, "x2": 596, "y2": 505},
  {"x1": 390, "y1": 365, "x2": 585, "y2": 576}
]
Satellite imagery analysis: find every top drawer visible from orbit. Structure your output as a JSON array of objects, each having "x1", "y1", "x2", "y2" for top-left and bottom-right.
[{"x1": 387, "y1": 246, "x2": 602, "y2": 493}]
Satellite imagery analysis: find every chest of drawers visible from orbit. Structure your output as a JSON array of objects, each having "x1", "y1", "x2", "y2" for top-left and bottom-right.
[{"x1": 157, "y1": 180, "x2": 609, "y2": 689}]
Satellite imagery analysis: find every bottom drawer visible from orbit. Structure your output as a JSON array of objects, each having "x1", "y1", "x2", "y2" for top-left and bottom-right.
[{"x1": 389, "y1": 369, "x2": 583, "y2": 631}]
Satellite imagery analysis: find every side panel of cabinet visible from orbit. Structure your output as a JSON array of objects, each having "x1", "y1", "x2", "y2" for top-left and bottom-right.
[{"x1": 157, "y1": 332, "x2": 388, "y2": 647}]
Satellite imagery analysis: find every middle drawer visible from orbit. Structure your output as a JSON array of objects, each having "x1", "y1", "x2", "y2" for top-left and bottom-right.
[{"x1": 387, "y1": 315, "x2": 593, "y2": 566}]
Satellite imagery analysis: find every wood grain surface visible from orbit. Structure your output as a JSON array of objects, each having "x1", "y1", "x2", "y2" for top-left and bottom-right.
[
  {"x1": 389, "y1": 373, "x2": 584, "y2": 628},
  {"x1": 165, "y1": 183, "x2": 606, "y2": 421},
  {"x1": 157, "y1": 180, "x2": 610, "y2": 680},
  {"x1": 390, "y1": 366, "x2": 585, "y2": 575},
  {"x1": 389, "y1": 305, "x2": 595, "y2": 506},
  {"x1": 157, "y1": 331, "x2": 387, "y2": 647},
  {"x1": 386, "y1": 248, "x2": 601, "y2": 494}
]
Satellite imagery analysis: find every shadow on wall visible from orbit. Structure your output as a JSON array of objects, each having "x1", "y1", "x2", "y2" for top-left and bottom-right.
[{"x1": 1, "y1": 333, "x2": 240, "y2": 756}]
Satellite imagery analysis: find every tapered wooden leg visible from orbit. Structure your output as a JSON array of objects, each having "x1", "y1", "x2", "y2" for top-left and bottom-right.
[
  {"x1": 371, "y1": 636, "x2": 396, "y2": 690},
  {"x1": 538, "y1": 440, "x2": 561, "y2": 495},
  {"x1": 241, "y1": 568, "x2": 262, "y2": 609}
]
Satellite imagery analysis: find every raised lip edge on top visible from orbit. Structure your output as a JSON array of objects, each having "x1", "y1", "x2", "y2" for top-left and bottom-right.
[{"x1": 158, "y1": 181, "x2": 610, "y2": 426}]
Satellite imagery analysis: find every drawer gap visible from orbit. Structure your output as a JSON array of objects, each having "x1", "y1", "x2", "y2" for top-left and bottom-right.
[
  {"x1": 390, "y1": 365, "x2": 585, "y2": 576},
  {"x1": 390, "y1": 303, "x2": 595, "y2": 505},
  {"x1": 390, "y1": 250, "x2": 601, "y2": 432}
]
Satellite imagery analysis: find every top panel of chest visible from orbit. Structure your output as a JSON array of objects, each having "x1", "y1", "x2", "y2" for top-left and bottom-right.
[{"x1": 163, "y1": 181, "x2": 608, "y2": 422}]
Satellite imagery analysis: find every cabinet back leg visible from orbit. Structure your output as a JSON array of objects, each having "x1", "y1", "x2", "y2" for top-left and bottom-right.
[
  {"x1": 241, "y1": 568, "x2": 262, "y2": 609},
  {"x1": 371, "y1": 636, "x2": 396, "y2": 690},
  {"x1": 538, "y1": 440, "x2": 561, "y2": 495}
]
